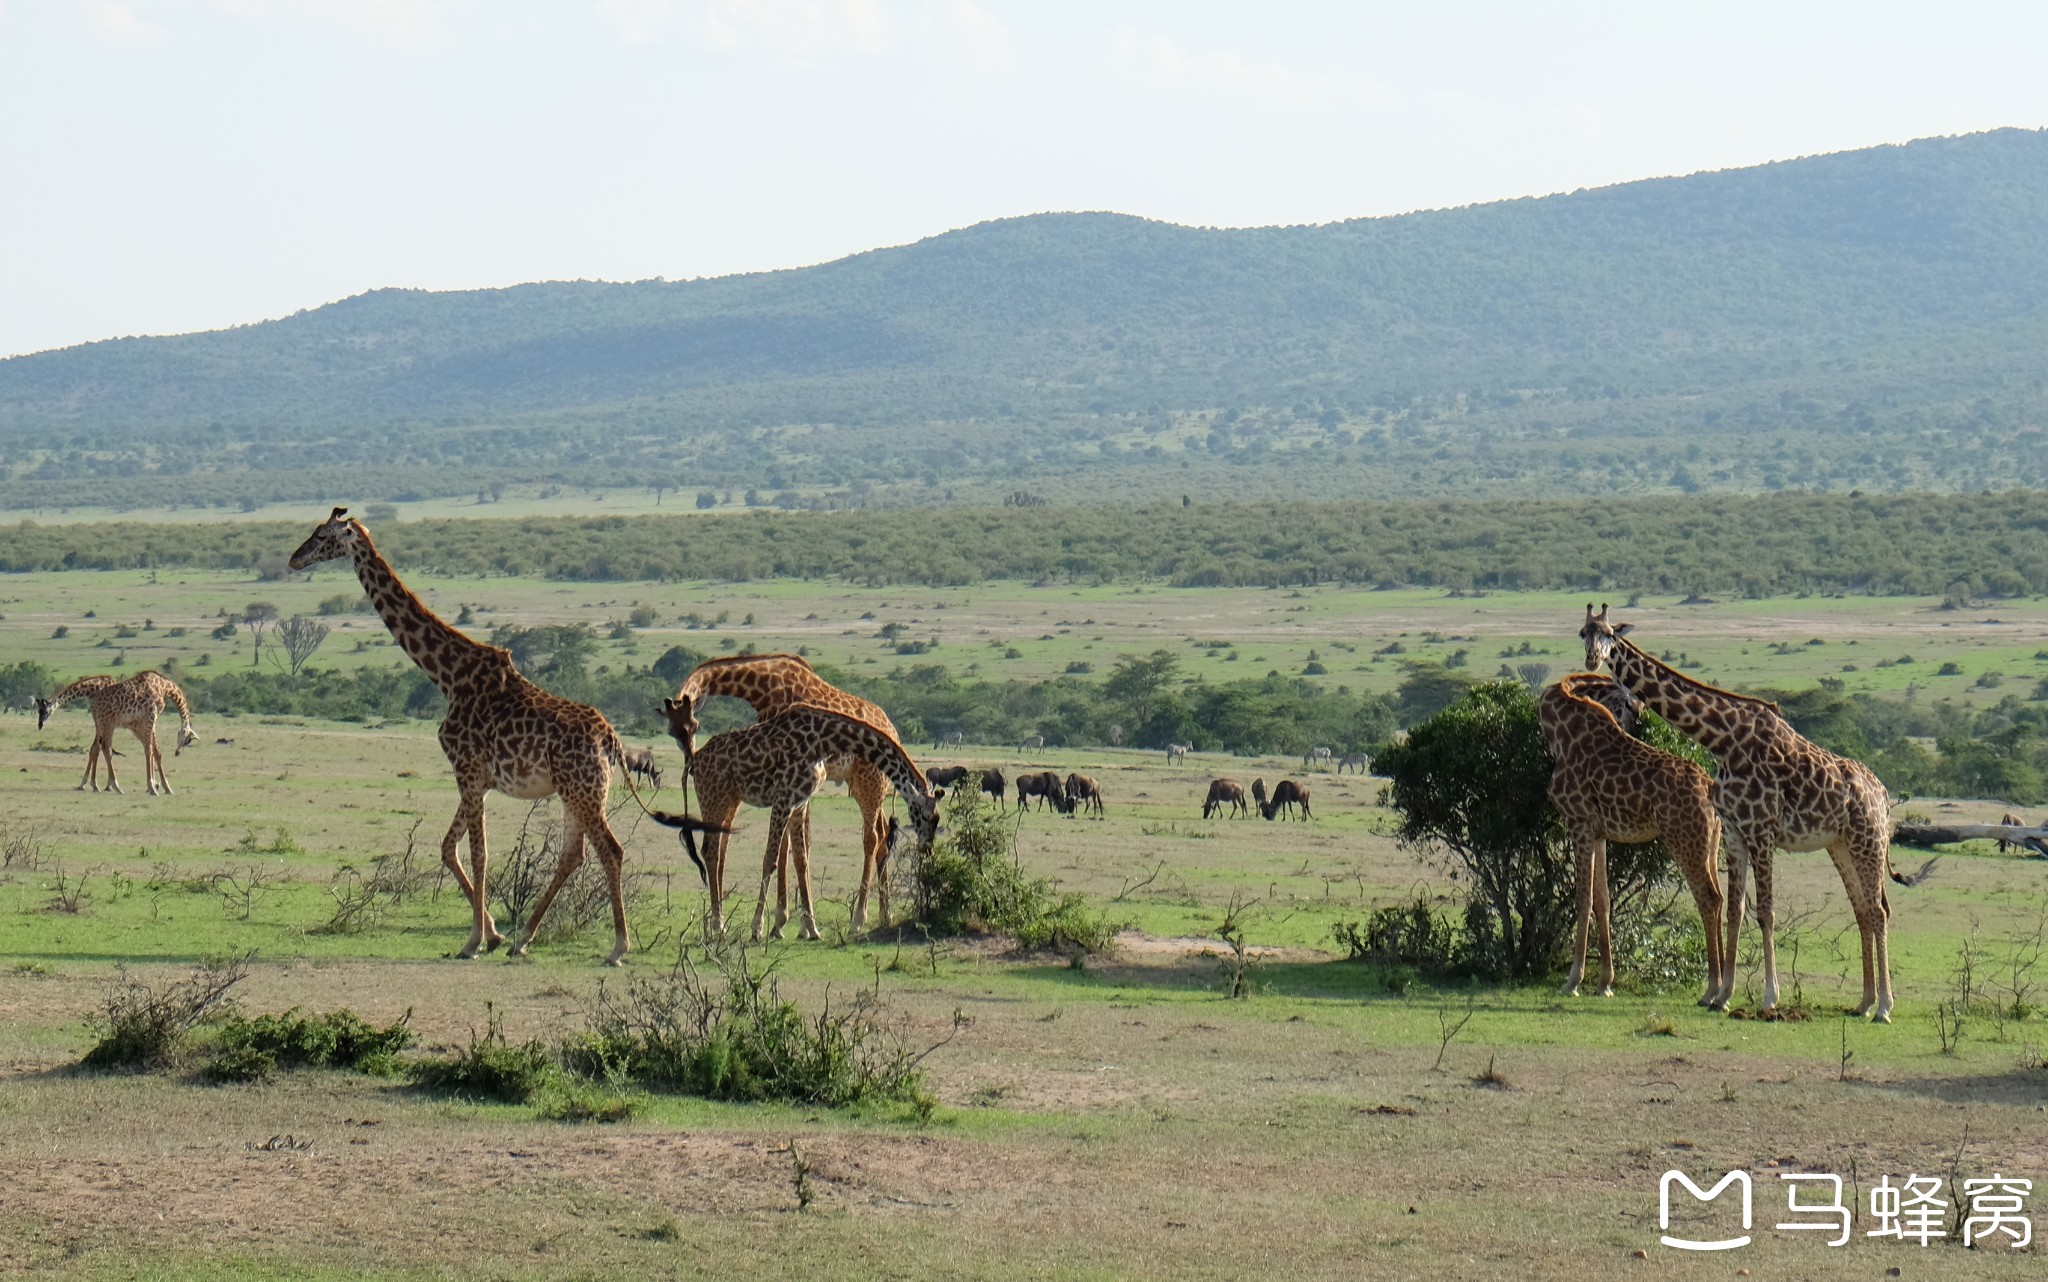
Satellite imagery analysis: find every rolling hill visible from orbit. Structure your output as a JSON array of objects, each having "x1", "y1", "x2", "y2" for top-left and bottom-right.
[{"x1": 4, "y1": 128, "x2": 2047, "y2": 511}]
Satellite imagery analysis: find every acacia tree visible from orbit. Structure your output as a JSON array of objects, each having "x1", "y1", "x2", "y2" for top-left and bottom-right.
[
  {"x1": 241, "y1": 602, "x2": 279, "y2": 667},
  {"x1": 1375, "y1": 680, "x2": 1678, "y2": 980},
  {"x1": 276, "y1": 615, "x2": 331, "y2": 677}
]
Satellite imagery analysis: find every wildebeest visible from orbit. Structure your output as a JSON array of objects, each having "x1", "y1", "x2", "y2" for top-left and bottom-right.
[
  {"x1": 1202, "y1": 778, "x2": 1248, "y2": 819},
  {"x1": 1065, "y1": 773, "x2": 1104, "y2": 817},
  {"x1": 1250, "y1": 778, "x2": 1267, "y2": 811},
  {"x1": 1336, "y1": 752, "x2": 1370, "y2": 774},
  {"x1": 1259, "y1": 779, "x2": 1311, "y2": 821},
  {"x1": 621, "y1": 746, "x2": 663, "y2": 790},
  {"x1": 1014, "y1": 770, "x2": 1071, "y2": 814},
  {"x1": 926, "y1": 765, "x2": 974, "y2": 790},
  {"x1": 1165, "y1": 742, "x2": 1190, "y2": 764},
  {"x1": 1303, "y1": 746, "x2": 1333, "y2": 771},
  {"x1": 981, "y1": 767, "x2": 1007, "y2": 810}
]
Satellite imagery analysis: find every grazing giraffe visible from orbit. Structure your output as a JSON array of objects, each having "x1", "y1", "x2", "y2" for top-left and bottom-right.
[
  {"x1": 286, "y1": 508, "x2": 715, "y2": 964},
  {"x1": 658, "y1": 699, "x2": 942, "y2": 941},
  {"x1": 665, "y1": 654, "x2": 903, "y2": 930},
  {"x1": 1541, "y1": 673, "x2": 1726, "y2": 1003},
  {"x1": 1581, "y1": 603, "x2": 1926, "y2": 1022},
  {"x1": 37, "y1": 671, "x2": 198, "y2": 795}
]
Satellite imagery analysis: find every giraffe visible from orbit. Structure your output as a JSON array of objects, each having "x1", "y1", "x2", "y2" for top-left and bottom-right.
[
  {"x1": 664, "y1": 654, "x2": 903, "y2": 930},
  {"x1": 287, "y1": 508, "x2": 716, "y2": 965},
  {"x1": 1541, "y1": 673, "x2": 1726, "y2": 1003},
  {"x1": 657, "y1": 698, "x2": 943, "y2": 941},
  {"x1": 1580, "y1": 603, "x2": 1923, "y2": 1022},
  {"x1": 37, "y1": 671, "x2": 199, "y2": 795}
]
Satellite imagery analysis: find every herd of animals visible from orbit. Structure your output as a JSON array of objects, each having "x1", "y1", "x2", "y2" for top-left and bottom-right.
[{"x1": 18, "y1": 510, "x2": 2042, "y2": 1026}]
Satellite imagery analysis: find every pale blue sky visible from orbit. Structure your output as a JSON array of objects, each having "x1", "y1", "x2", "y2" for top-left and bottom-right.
[{"x1": 3, "y1": 0, "x2": 2045, "y2": 358}]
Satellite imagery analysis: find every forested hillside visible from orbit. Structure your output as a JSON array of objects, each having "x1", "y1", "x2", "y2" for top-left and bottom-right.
[{"x1": 4, "y1": 129, "x2": 2047, "y2": 509}]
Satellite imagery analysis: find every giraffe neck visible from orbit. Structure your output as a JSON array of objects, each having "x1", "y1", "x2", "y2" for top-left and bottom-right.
[
  {"x1": 684, "y1": 658, "x2": 820, "y2": 716},
  {"x1": 160, "y1": 678, "x2": 194, "y2": 733},
  {"x1": 827, "y1": 714, "x2": 934, "y2": 816},
  {"x1": 1606, "y1": 637, "x2": 1767, "y2": 759},
  {"x1": 347, "y1": 527, "x2": 506, "y2": 696},
  {"x1": 50, "y1": 676, "x2": 113, "y2": 713}
]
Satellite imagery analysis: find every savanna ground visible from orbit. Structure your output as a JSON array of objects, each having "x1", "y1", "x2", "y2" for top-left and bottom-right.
[{"x1": 3, "y1": 575, "x2": 2048, "y2": 1279}]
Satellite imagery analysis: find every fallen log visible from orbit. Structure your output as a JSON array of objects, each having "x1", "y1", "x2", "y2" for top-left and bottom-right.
[{"x1": 1893, "y1": 821, "x2": 2048, "y2": 857}]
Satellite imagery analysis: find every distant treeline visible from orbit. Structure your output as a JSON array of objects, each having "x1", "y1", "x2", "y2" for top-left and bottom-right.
[{"x1": 4, "y1": 491, "x2": 2048, "y2": 594}]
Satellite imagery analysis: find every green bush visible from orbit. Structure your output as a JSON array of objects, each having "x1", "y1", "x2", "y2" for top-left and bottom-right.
[
  {"x1": 560, "y1": 944, "x2": 937, "y2": 1108},
  {"x1": 906, "y1": 790, "x2": 1121, "y2": 952},
  {"x1": 407, "y1": 1007, "x2": 558, "y2": 1103},
  {"x1": 79, "y1": 954, "x2": 251, "y2": 1072},
  {"x1": 203, "y1": 1007, "x2": 414, "y2": 1083}
]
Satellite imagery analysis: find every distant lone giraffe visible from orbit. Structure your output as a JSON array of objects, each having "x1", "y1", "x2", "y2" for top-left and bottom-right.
[
  {"x1": 665, "y1": 654, "x2": 904, "y2": 930},
  {"x1": 1581, "y1": 603, "x2": 1926, "y2": 1022},
  {"x1": 1541, "y1": 673, "x2": 1725, "y2": 1003},
  {"x1": 659, "y1": 699, "x2": 942, "y2": 941},
  {"x1": 288, "y1": 508, "x2": 714, "y2": 964},
  {"x1": 37, "y1": 671, "x2": 198, "y2": 795}
]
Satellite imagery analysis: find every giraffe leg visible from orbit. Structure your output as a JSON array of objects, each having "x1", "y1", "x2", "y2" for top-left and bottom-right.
[
  {"x1": 791, "y1": 804, "x2": 819, "y2": 941},
  {"x1": 584, "y1": 809, "x2": 632, "y2": 967},
  {"x1": 438, "y1": 791, "x2": 492, "y2": 957},
  {"x1": 1592, "y1": 838, "x2": 1615, "y2": 998},
  {"x1": 1753, "y1": 843, "x2": 1781, "y2": 1013},
  {"x1": 849, "y1": 764, "x2": 889, "y2": 931},
  {"x1": 753, "y1": 810, "x2": 788, "y2": 942},
  {"x1": 512, "y1": 811, "x2": 588, "y2": 959},
  {"x1": 78, "y1": 736, "x2": 103, "y2": 791},
  {"x1": 1562, "y1": 830, "x2": 1597, "y2": 998},
  {"x1": 1834, "y1": 833, "x2": 1893, "y2": 1022},
  {"x1": 1714, "y1": 830, "x2": 1752, "y2": 1012},
  {"x1": 140, "y1": 725, "x2": 165, "y2": 795},
  {"x1": 1680, "y1": 818, "x2": 1726, "y2": 1007},
  {"x1": 699, "y1": 793, "x2": 741, "y2": 940}
]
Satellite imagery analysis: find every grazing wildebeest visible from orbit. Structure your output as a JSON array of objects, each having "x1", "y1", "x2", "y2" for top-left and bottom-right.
[
  {"x1": 1259, "y1": 779, "x2": 1311, "y2": 821},
  {"x1": 1065, "y1": 773, "x2": 1104, "y2": 817},
  {"x1": 1015, "y1": 770, "x2": 1071, "y2": 814},
  {"x1": 621, "y1": 746, "x2": 663, "y2": 790},
  {"x1": 1336, "y1": 752, "x2": 1370, "y2": 774},
  {"x1": 1303, "y1": 746, "x2": 1333, "y2": 771},
  {"x1": 933, "y1": 729, "x2": 964, "y2": 750},
  {"x1": 1018, "y1": 733, "x2": 1046, "y2": 753},
  {"x1": 926, "y1": 765, "x2": 974, "y2": 790},
  {"x1": 981, "y1": 767, "x2": 1007, "y2": 810},
  {"x1": 1250, "y1": 778, "x2": 1268, "y2": 812},
  {"x1": 1202, "y1": 778, "x2": 1248, "y2": 819},
  {"x1": 1165, "y1": 742, "x2": 1190, "y2": 764}
]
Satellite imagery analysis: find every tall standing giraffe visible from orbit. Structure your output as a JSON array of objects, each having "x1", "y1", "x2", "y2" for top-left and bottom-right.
[
  {"x1": 37, "y1": 671, "x2": 199, "y2": 795},
  {"x1": 664, "y1": 654, "x2": 903, "y2": 929},
  {"x1": 656, "y1": 699, "x2": 942, "y2": 941},
  {"x1": 1540, "y1": 673, "x2": 1725, "y2": 1004},
  {"x1": 1580, "y1": 603, "x2": 1921, "y2": 1022},
  {"x1": 288, "y1": 508, "x2": 715, "y2": 964}
]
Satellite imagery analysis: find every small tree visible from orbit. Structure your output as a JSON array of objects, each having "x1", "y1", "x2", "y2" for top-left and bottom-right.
[
  {"x1": 276, "y1": 615, "x2": 331, "y2": 677},
  {"x1": 1375, "y1": 680, "x2": 1676, "y2": 980},
  {"x1": 241, "y1": 602, "x2": 280, "y2": 667}
]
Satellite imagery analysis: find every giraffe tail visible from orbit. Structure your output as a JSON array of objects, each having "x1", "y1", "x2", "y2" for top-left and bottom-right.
[{"x1": 648, "y1": 811, "x2": 729, "y2": 884}]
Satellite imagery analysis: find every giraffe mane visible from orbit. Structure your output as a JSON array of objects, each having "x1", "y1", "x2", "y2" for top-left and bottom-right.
[
  {"x1": 690, "y1": 652, "x2": 815, "y2": 673},
  {"x1": 1609, "y1": 629, "x2": 1782, "y2": 714}
]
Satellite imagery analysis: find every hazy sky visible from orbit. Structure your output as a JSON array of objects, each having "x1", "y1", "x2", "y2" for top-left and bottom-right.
[{"x1": 4, "y1": 0, "x2": 2046, "y2": 358}]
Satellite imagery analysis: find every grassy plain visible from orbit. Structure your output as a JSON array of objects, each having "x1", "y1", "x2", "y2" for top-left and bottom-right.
[
  {"x1": 2, "y1": 692, "x2": 2047, "y2": 1279},
  {"x1": 10, "y1": 567, "x2": 2048, "y2": 712}
]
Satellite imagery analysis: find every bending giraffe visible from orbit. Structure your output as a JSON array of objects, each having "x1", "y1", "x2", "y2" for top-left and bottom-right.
[
  {"x1": 38, "y1": 671, "x2": 199, "y2": 795},
  {"x1": 1581, "y1": 603, "x2": 1929, "y2": 1022},
  {"x1": 1541, "y1": 673, "x2": 1725, "y2": 1004},
  {"x1": 657, "y1": 698, "x2": 943, "y2": 941},
  {"x1": 663, "y1": 654, "x2": 904, "y2": 929},
  {"x1": 288, "y1": 508, "x2": 718, "y2": 965}
]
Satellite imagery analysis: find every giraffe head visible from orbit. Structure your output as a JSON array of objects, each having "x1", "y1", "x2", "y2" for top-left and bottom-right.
[
  {"x1": 659, "y1": 695, "x2": 700, "y2": 767},
  {"x1": 1578, "y1": 602, "x2": 1633, "y2": 672},
  {"x1": 288, "y1": 507, "x2": 363, "y2": 572},
  {"x1": 907, "y1": 783, "x2": 944, "y2": 852},
  {"x1": 174, "y1": 723, "x2": 200, "y2": 755},
  {"x1": 34, "y1": 696, "x2": 52, "y2": 730}
]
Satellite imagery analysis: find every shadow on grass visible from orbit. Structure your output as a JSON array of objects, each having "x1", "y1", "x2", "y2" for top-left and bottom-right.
[{"x1": 1864, "y1": 1064, "x2": 2048, "y2": 1106}]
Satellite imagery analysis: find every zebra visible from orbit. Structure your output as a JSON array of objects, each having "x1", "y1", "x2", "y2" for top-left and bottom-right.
[
  {"x1": 1303, "y1": 746, "x2": 1333, "y2": 771},
  {"x1": 933, "y1": 729, "x2": 964, "y2": 750},
  {"x1": 1017, "y1": 733, "x2": 1046, "y2": 753},
  {"x1": 1165, "y1": 742, "x2": 1190, "y2": 764},
  {"x1": 1336, "y1": 752, "x2": 1370, "y2": 775},
  {"x1": 1106, "y1": 723, "x2": 1124, "y2": 748}
]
